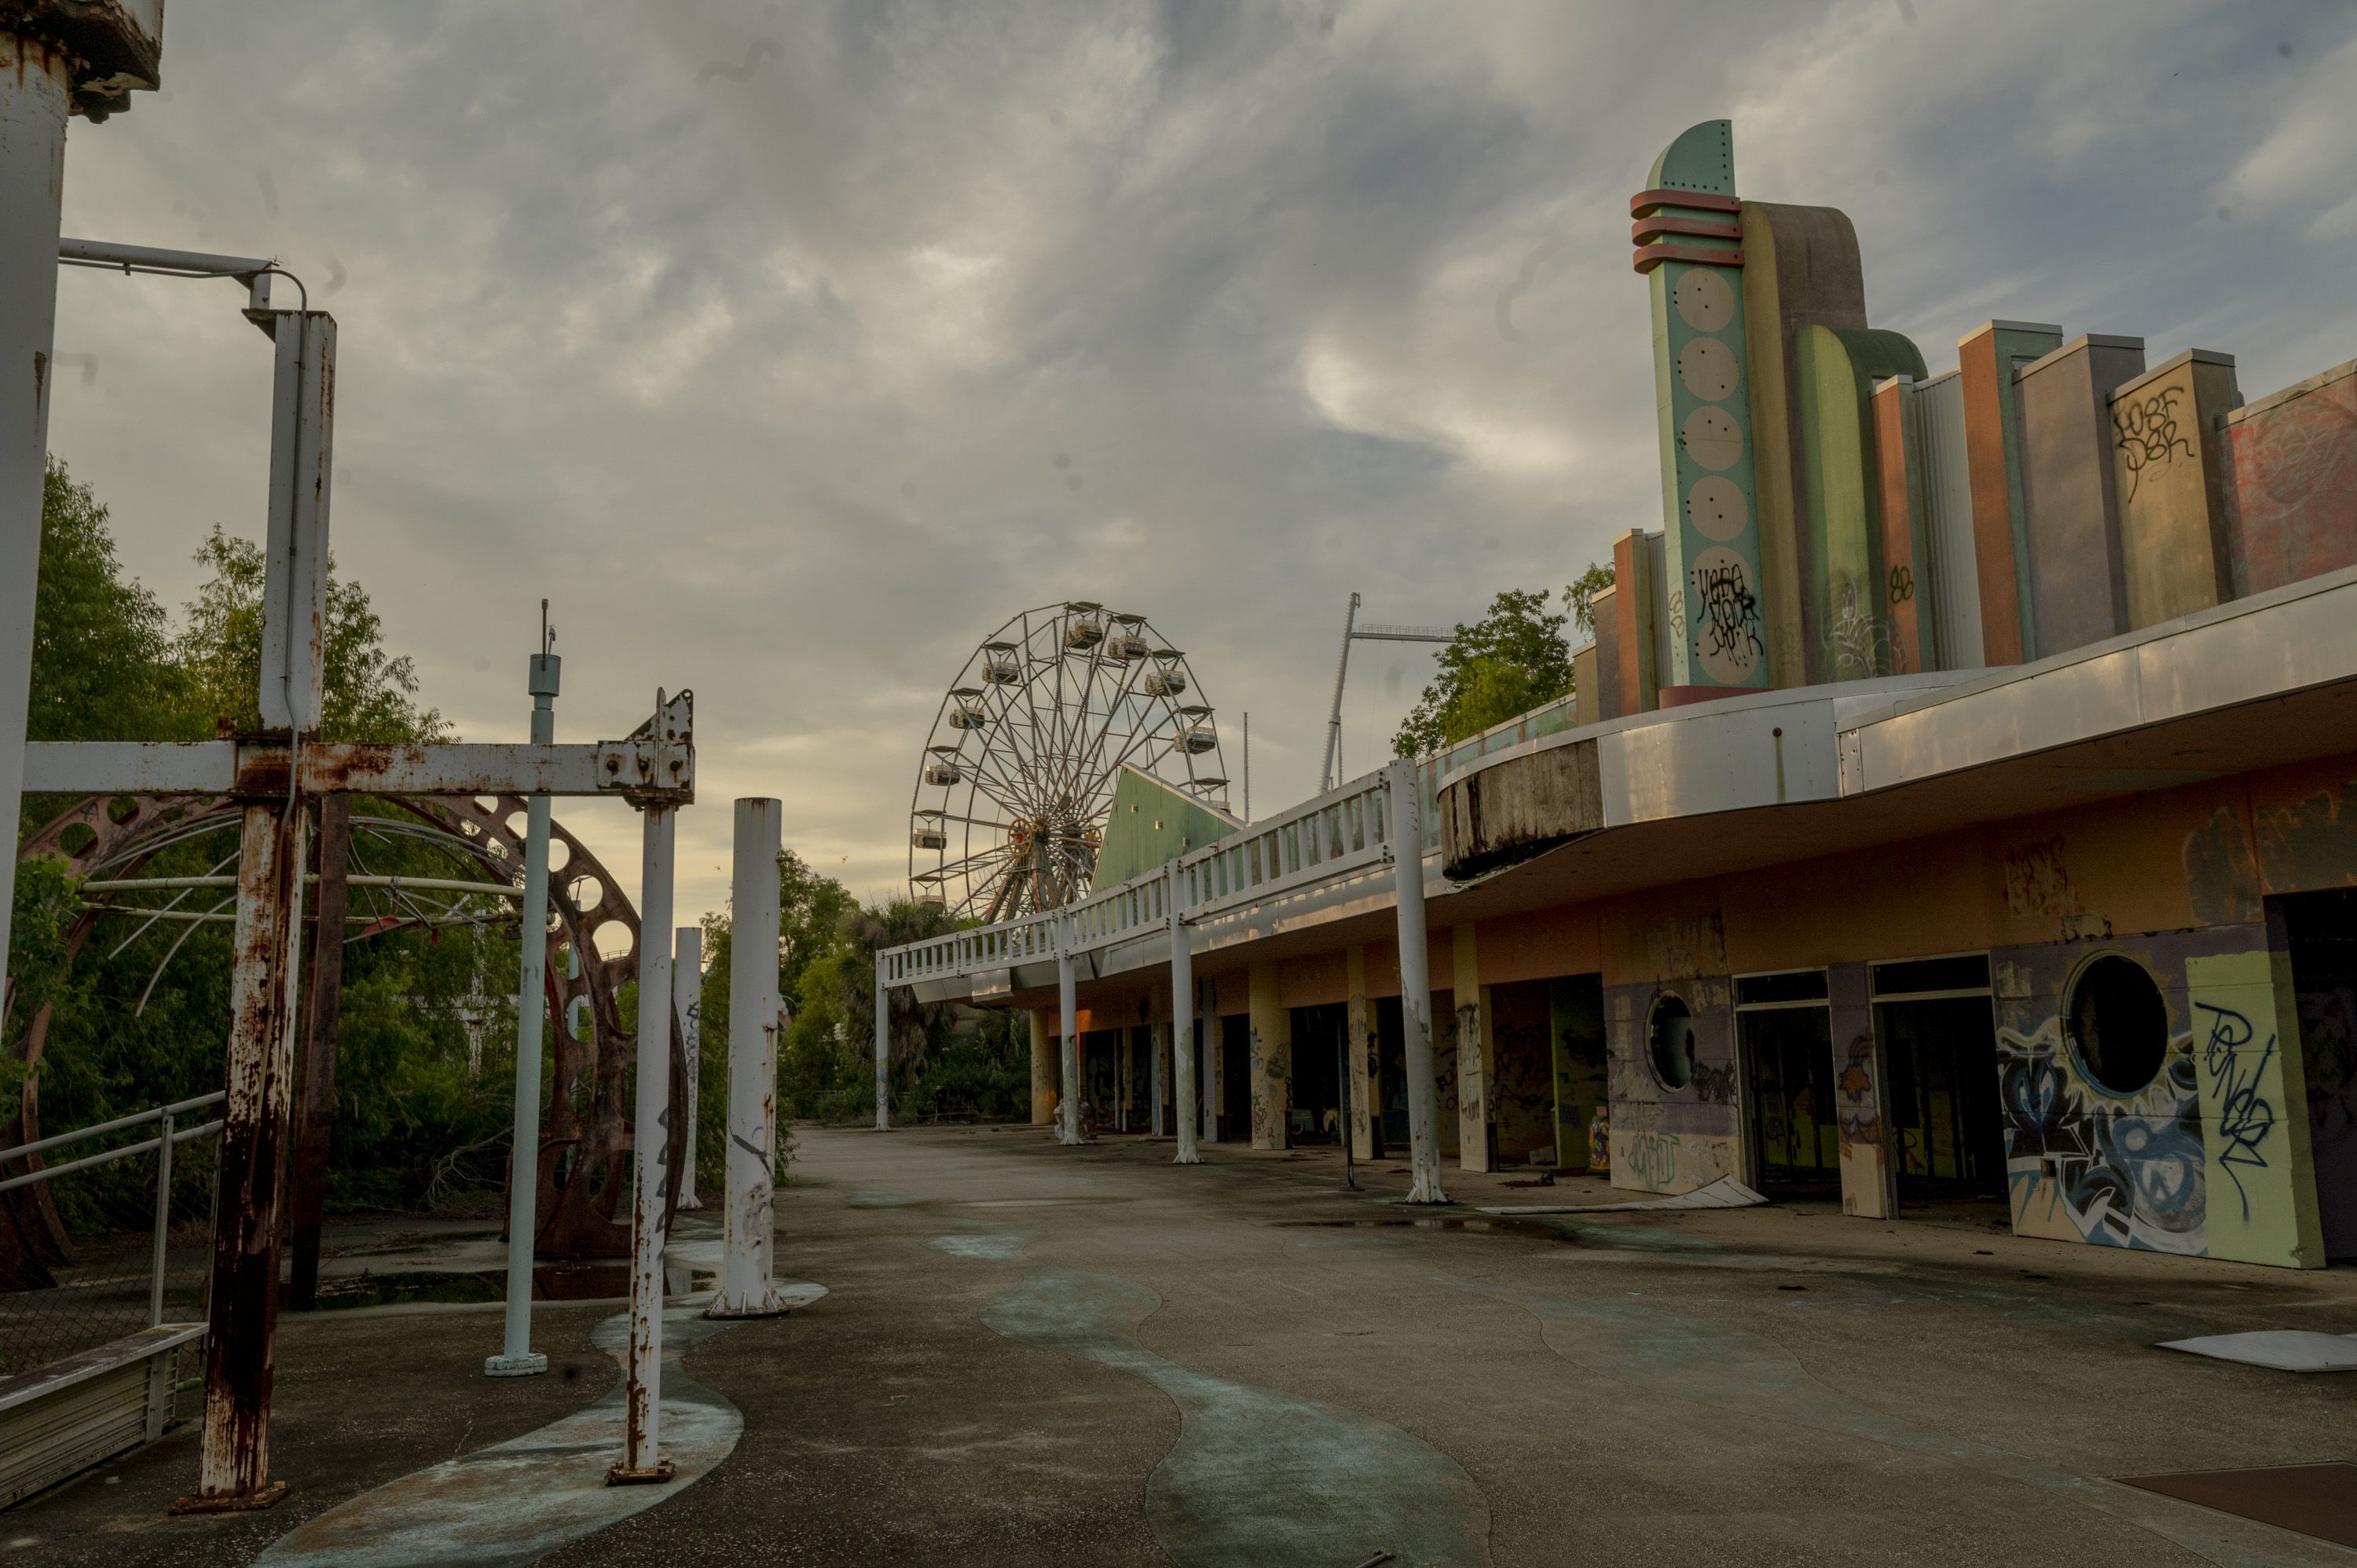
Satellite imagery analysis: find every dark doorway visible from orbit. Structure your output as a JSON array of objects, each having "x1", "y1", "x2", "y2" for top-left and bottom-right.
[
  {"x1": 2278, "y1": 888, "x2": 2357, "y2": 1259},
  {"x1": 1290, "y1": 1004, "x2": 1345, "y2": 1143},
  {"x1": 1085, "y1": 1029, "x2": 1120, "y2": 1125},
  {"x1": 1377, "y1": 996, "x2": 1407, "y2": 1152},
  {"x1": 1550, "y1": 976, "x2": 1607, "y2": 1171},
  {"x1": 1220, "y1": 1013, "x2": 1251, "y2": 1134},
  {"x1": 1878, "y1": 995, "x2": 2005, "y2": 1198},
  {"x1": 1739, "y1": 1004, "x2": 1838, "y2": 1191}
]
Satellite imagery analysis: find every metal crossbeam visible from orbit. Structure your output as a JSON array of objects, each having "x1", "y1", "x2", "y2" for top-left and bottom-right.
[{"x1": 24, "y1": 733, "x2": 693, "y2": 801}]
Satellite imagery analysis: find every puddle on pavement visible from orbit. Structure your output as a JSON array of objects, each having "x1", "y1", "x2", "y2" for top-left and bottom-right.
[
  {"x1": 1273, "y1": 1213, "x2": 1723, "y2": 1255},
  {"x1": 928, "y1": 1234, "x2": 1027, "y2": 1261}
]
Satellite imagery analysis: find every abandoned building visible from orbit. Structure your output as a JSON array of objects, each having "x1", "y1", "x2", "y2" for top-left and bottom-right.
[{"x1": 882, "y1": 119, "x2": 2357, "y2": 1273}]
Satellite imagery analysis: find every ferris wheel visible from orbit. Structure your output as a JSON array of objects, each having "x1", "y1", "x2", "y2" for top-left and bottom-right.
[{"x1": 910, "y1": 602, "x2": 1228, "y2": 921}]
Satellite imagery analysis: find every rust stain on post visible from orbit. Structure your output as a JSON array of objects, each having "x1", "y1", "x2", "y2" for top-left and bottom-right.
[{"x1": 176, "y1": 800, "x2": 308, "y2": 1512}]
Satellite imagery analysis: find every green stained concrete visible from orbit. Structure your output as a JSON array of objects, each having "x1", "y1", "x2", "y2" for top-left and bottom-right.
[
  {"x1": 981, "y1": 1272, "x2": 1487, "y2": 1568},
  {"x1": 1795, "y1": 324, "x2": 1927, "y2": 677},
  {"x1": 928, "y1": 1233, "x2": 1029, "y2": 1262},
  {"x1": 1091, "y1": 766, "x2": 1242, "y2": 892},
  {"x1": 255, "y1": 1299, "x2": 763, "y2": 1568}
]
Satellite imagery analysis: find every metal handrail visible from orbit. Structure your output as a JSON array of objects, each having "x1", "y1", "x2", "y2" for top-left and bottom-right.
[{"x1": 0, "y1": 1091, "x2": 224, "y2": 1167}]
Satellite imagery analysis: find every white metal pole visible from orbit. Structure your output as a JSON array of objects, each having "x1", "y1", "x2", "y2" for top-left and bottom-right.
[
  {"x1": 1057, "y1": 919, "x2": 1080, "y2": 1145},
  {"x1": 674, "y1": 926, "x2": 702, "y2": 1208},
  {"x1": 874, "y1": 975, "x2": 890, "y2": 1131},
  {"x1": 0, "y1": 37, "x2": 72, "y2": 1019},
  {"x1": 1169, "y1": 865, "x2": 1200, "y2": 1164},
  {"x1": 710, "y1": 799, "x2": 783, "y2": 1317},
  {"x1": 148, "y1": 1107, "x2": 175, "y2": 1328},
  {"x1": 1321, "y1": 592, "x2": 1361, "y2": 794},
  {"x1": 489, "y1": 635, "x2": 559, "y2": 1378},
  {"x1": 1387, "y1": 759, "x2": 1446, "y2": 1204},
  {"x1": 614, "y1": 799, "x2": 676, "y2": 1482}
]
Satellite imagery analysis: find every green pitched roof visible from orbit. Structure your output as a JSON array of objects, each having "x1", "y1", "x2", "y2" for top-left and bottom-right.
[{"x1": 1090, "y1": 766, "x2": 1243, "y2": 892}]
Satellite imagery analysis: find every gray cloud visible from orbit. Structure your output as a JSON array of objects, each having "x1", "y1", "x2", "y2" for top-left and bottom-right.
[{"x1": 45, "y1": 0, "x2": 2357, "y2": 921}]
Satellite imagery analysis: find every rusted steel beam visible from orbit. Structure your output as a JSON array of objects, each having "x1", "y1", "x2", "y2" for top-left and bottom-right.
[
  {"x1": 174, "y1": 799, "x2": 308, "y2": 1513},
  {"x1": 286, "y1": 793, "x2": 350, "y2": 1312},
  {"x1": 22, "y1": 738, "x2": 694, "y2": 800}
]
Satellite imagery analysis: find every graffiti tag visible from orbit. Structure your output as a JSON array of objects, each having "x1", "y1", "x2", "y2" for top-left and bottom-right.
[
  {"x1": 1887, "y1": 564, "x2": 1914, "y2": 604},
  {"x1": 2113, "y1": 385, "x2": 2197, "y2": 503},
  {"x1": 1692, "y1": 562, "x2": 1764, "y2": 665},
  {"x1": 2196, "y1": 1000, "x2": 2276, "y2": 1222}
]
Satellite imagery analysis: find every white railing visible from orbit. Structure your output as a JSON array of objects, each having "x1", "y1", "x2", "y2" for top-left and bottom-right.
[{"x1": 879, "y1": 764, "x2": 1417, "y2": 986}]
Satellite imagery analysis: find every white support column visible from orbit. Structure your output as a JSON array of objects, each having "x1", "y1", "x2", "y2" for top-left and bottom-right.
[
  {"x1": 873, "y1": 976, "x2": 890, "y2": 1131},
  {"x1": 1057, "y1": 919, "x2": 1080, "y2": 1145},
  {"x1": 1169, "y1": 864, "x2": 1200, "y2": 1164},
  {"x1": 710, "y1": 799, "x2": 784, "y2": 1318},
  {"x1": 1387, "y1": 759, "x2": 1447, "y2": 1205},
  {"x1": 489, "y1": 639, "x2": 559, "y2": 1379},
  {"x1": 614, "y1": 798, "x2": 676, "y2": 1484},
  {"x1": 0, "y1": 37, "x2": 71, "y2": 1013},
  {"x1": 673, "y1": 926, "x2": 702, "y2": 1208},
  {"x1": 1149, "y1": 1020, "x2": 1166, "y2": 1138}
]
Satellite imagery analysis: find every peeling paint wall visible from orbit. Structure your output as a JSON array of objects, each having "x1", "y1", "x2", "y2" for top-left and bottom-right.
[{"x1": 2220, "y1": 358, "x2": 2357, "y2": 599}]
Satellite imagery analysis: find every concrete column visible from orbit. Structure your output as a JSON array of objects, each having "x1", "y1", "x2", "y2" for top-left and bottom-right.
[
  {"x1": 1247, "y1": 961, "x2": 1289, "y2": 1150},
  {"x1": 1116, "y1": 1028, "x2": 1132, "y2": 1132},
  {"x1": 614, "y1": 800, "x2": 677, "y2": 1483},
  {"x1": 1170, "y1": 863, "x2": 1200, "y2": 1164},
  {"x1": 1453, "y1": 927, "x2": 1494, "y2": 1174},
  {"x1": 1387, "y1": 758, "x2": 1446, "y2": 1203},
  {"x1": 1057, "y1": 923, "x2": 1080, "y2": 1145},
  {"x1": 0, "y1": 36, "x2": 71, "y2": 1019},
  {"x1": 1346, "y1": 944, "x2": 1380, "y2": 1160},
  {"x1": 1150, "y1": 1020, "x2": 1167, "y2": 1137},
  {"x1": 873, "y1": 976, "x2": 890, "y2": 1131},
  {"x1": 1829, "y1": 961, "x2": 1895, "y2": 1221},
  {"x1": 710, "y1": 798, "x2": 785, "y2": 1317},
  {"x1": 1028, "y1": 1008, "x2": 1056, "y2": 1126},
  {"x1": 1201, "y1": 977, "x2": 1221, "y2": 1144}
]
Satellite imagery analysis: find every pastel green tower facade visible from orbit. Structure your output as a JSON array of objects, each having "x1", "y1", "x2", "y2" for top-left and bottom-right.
[{"x1": 1632, "y1": 121, "x2": 1770, "y2": 695}]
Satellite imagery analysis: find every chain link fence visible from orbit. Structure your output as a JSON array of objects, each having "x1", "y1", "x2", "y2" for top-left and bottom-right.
[{"x1": 0, "y1": 1094, "x2": 222, "y2": 1391}]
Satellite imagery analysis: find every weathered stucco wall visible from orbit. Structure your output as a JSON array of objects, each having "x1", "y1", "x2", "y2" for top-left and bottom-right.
[
  {"x1": 2110, "y1": 349, "x2": 2241, "y2": 629},
  {"x1": 2220, "y1": 357, "x2": 2357, "y2": 599},
  {"x1": 2018, "y1": 334, "x2": 2146, "y2": 658}
]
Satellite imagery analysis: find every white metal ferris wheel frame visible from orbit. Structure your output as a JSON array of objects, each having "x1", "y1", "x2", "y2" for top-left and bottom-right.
[{"x1": 909, "y1": 602, "x2": 1228, "y2": 921}]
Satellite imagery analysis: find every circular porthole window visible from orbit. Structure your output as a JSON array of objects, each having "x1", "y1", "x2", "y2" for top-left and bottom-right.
[
  {"x1": 1648, "y1": 991, "x2": 1695, "y2": 1090},
  {"x1": 2066, "y1": 954, "x2": 2168, "y2": 1096}
]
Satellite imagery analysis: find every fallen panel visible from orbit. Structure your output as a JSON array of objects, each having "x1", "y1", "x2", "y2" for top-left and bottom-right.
[
  {"x1": 2118, "y1": 1463, "x2": 2357, "y2": 1548},
  {"x1": 2157, "y1": 1330, "x2": 2357, "y2": 1372},
  {"x1": 1475, "y1": 1174, "x2": 1767, "y2": 1215}
]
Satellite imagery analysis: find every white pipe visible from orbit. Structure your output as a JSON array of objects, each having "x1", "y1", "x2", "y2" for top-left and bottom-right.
[
  {"x1": 1387, "y1": 759, "x2": 1446, "y2": 1203},
  {"x1": 1057, "y1": 919, "x2": 1080, "y2": 1145},
  {"x1": 1169, "y1": 863, "x2": 1200, "y2": 1164},
  {"x1": 710, "y1": 799, "x2": 783, "y2": 1317},
  {"x1": 1321, "y1": 592, "x2": 1360, "y2": 793},
  {"x1": 616, "y1": 799, "x2": 676, "y2": 1480},
  {"x1": 488, "y1": 644, "x2": 559, "y2": 1377},
  {"x1": 673, "y1": 926, "x2": 702, "y2": 1208},
  {"x1": 0, "y1": 37, "x2": 72, "y2": 1022}
]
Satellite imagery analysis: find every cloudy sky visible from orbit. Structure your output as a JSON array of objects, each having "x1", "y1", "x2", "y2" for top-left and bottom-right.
[{"x1": 46, "y1": 0, "x2": 2357, "y2": 925}]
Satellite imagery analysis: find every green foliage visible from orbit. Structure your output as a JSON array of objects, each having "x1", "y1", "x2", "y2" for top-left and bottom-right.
[
  {"x1": 11, "y1": 460, "x2": 497, "y2": 1227},
  {"x1": 1393, "y1": 588, "x2": 1575, "y2": 757},
  {"x1": 1566, "y1": 559, "x2": 1615, "y2": 638},
  {"x1": 177, "y1": 526, "x2": 449, "y2": 743}
]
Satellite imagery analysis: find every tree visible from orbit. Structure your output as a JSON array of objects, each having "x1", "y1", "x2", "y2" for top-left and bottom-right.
[
  {"x1": 178, "y1": 526, "x2": 449, "y2": 743},
  {"x1": 1566, "y1": 559, "x2": 1615, "y2": 638},
  {"x1": 1393, "y1": 588, "x2": 1574, "y2": 757}
]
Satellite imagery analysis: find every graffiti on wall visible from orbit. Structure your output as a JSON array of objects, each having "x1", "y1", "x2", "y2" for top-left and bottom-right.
[
  {"x1": 1999, "y1": 1018, "x2": 2205, "y2": 1255},
  {"x1": 2112, "y1": 385, "x2": 2196, "y2": 503},
  {"x1": 2187, "y1": 949, "x2": 2315, "y2": 1267},
  {"x1": 1614, "y1": 1128, "x2": 1739, "y2": 1193},
  {"x1": 2223, "y1": 368, "x2": 2357, "y2": 595}
]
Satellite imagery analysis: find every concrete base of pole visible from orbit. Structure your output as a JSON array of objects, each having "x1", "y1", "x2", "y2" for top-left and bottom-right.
[
  {"x1": 484, "y1": 1352, "x2": 549, "y2": 1378},
  {"x1": 170, "y1": 1480, "x2": 288, "y2": 1515},
  {"x1": 603, "y1": 1460, "x2": 675, "y2": 1487}
]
